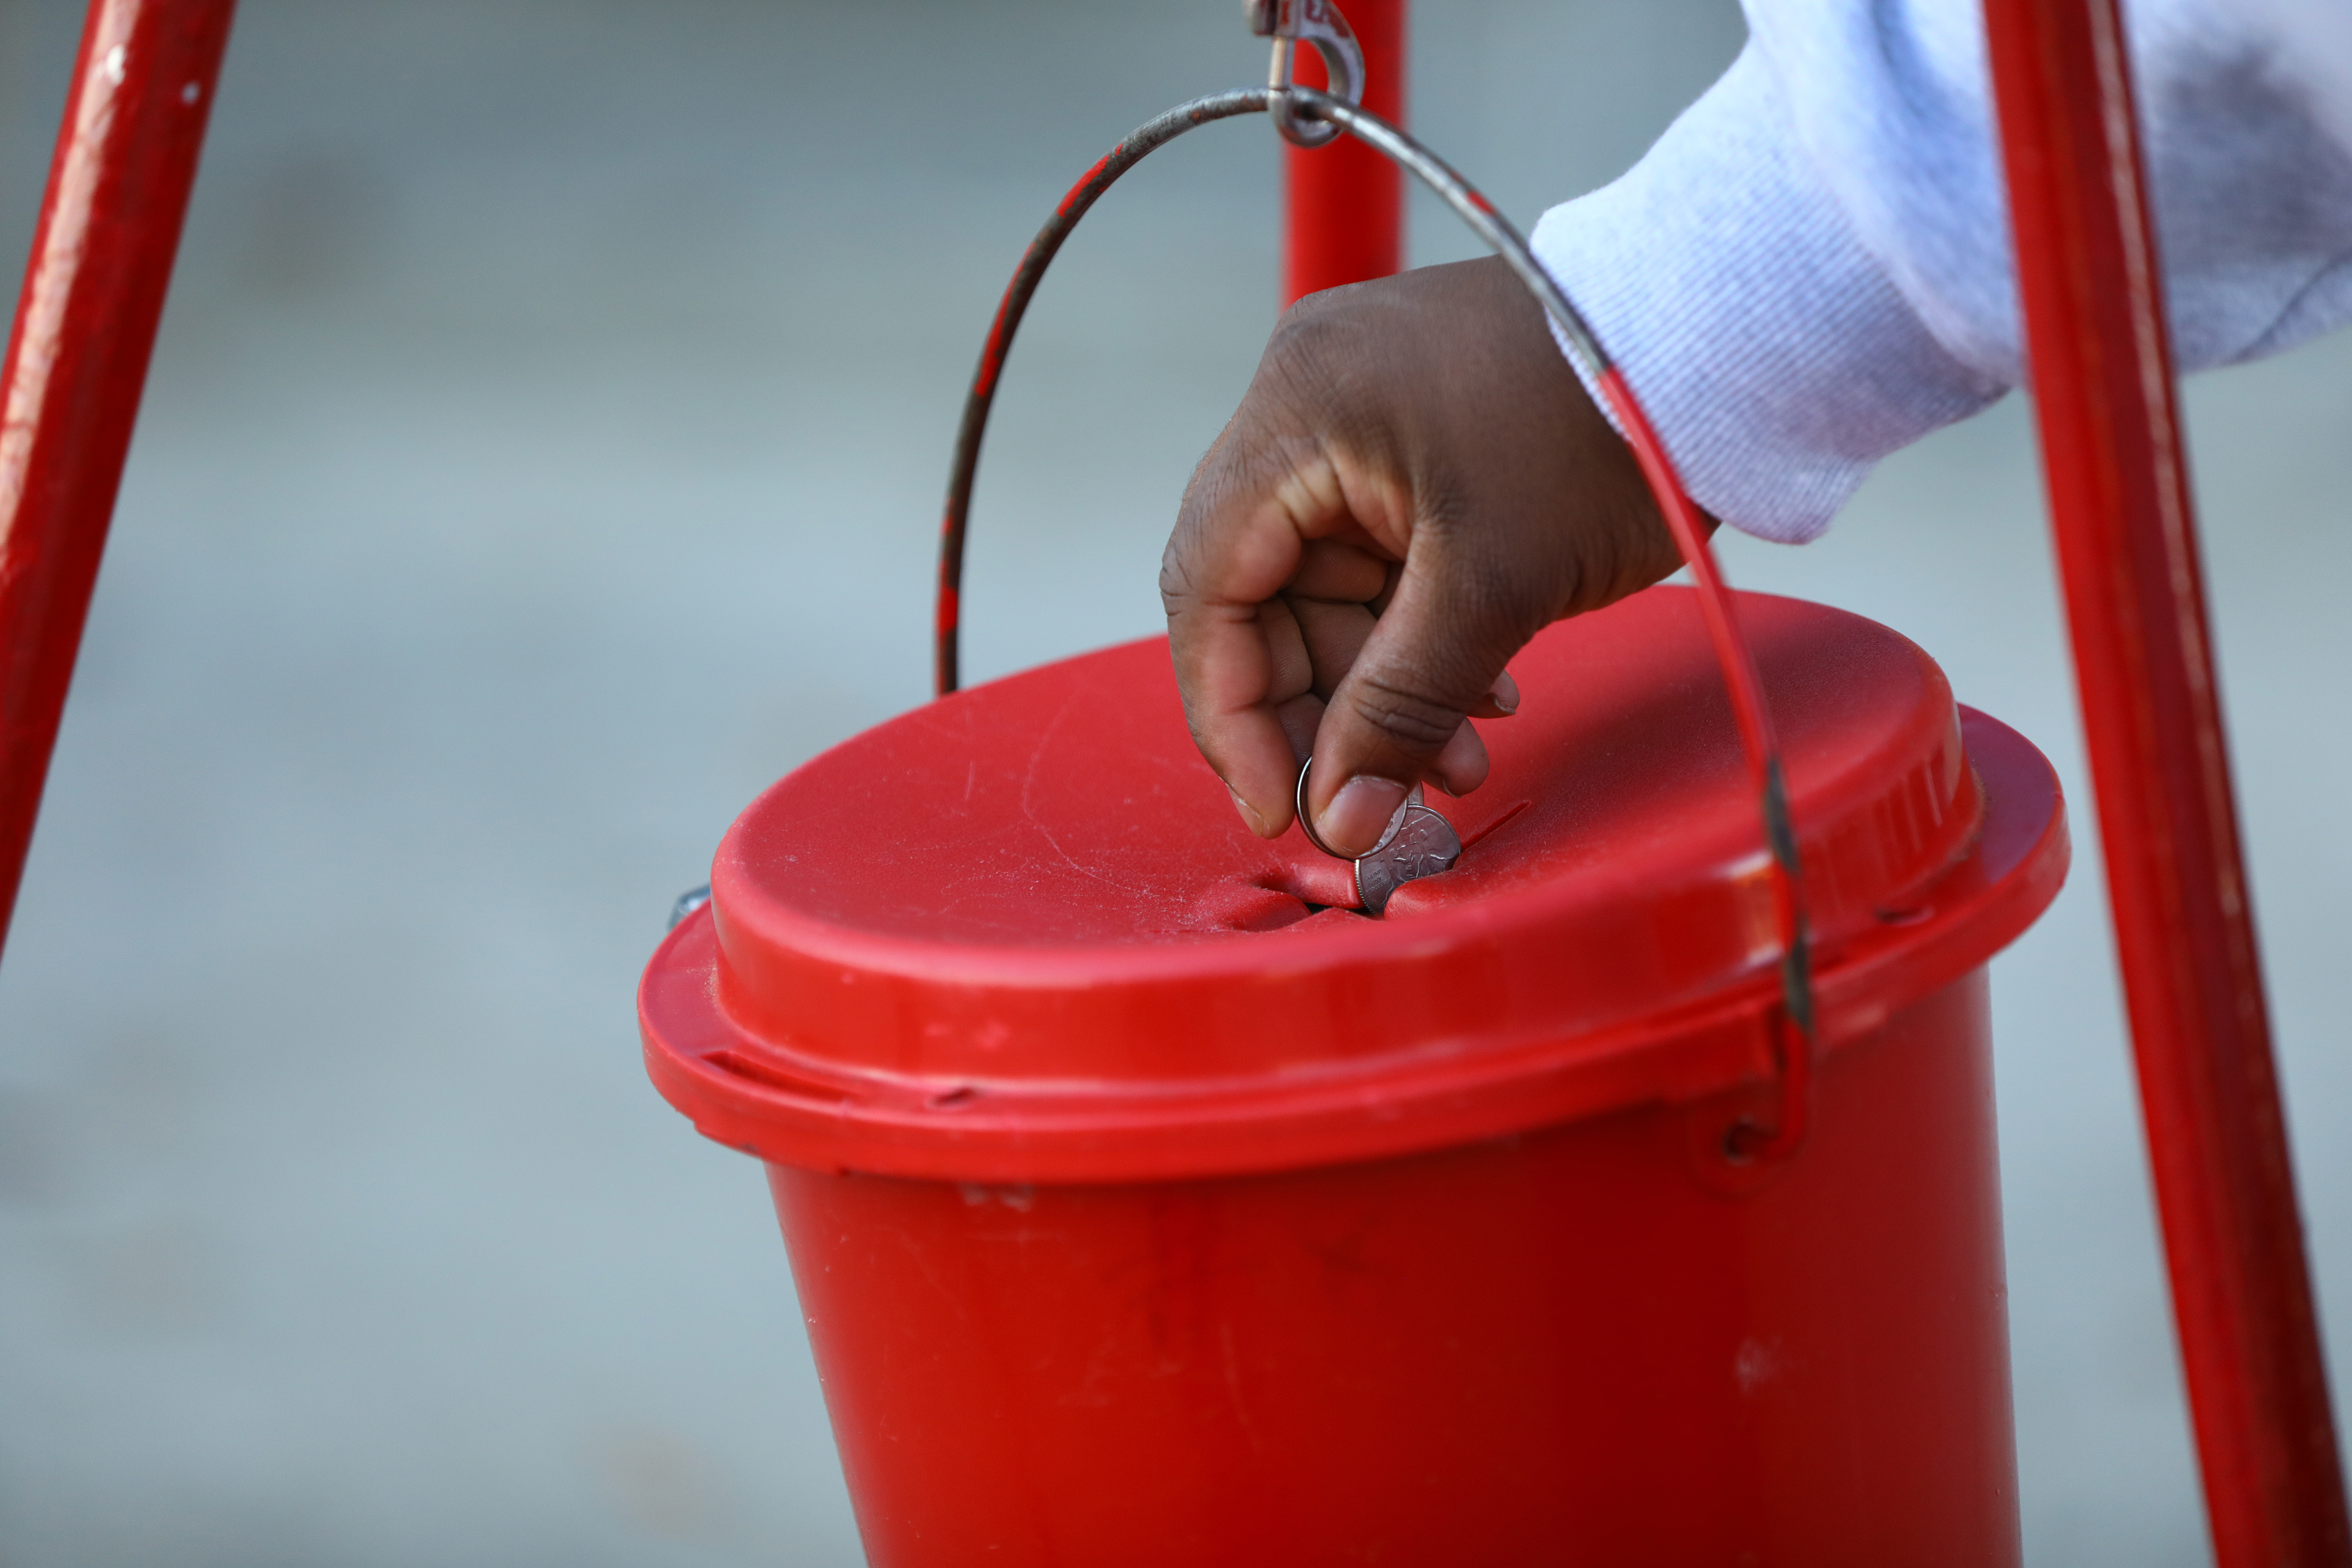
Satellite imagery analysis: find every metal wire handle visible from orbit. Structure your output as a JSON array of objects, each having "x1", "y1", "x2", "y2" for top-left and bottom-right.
[{"x1": 931, "y1": 86, "x2": 1817, "y2": 1161}]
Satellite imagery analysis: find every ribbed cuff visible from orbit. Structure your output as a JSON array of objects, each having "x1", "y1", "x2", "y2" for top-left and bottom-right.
[{"x1": 1527, "y1": 44, "x2": 2008, "y2": 543}]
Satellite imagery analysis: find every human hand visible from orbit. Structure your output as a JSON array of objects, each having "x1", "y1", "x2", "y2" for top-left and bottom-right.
[{"x1": 1160, "y1": 255, "x2": 1711, "y2": 855}]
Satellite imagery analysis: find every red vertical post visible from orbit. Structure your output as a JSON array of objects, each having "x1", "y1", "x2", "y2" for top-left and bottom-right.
[
  {"x1": 1282, "y1": 0, "x2": 1404, "y2": 306},
  {"x1": 1982, "y1": 0, "x2": 2352, "y2": 1562},
  {"x1": 0, "y1": 0, "x2": 233, "y2": 961}
]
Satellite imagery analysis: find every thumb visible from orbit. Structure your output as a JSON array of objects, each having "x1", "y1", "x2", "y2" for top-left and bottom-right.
[{"x1": 1302, "y1": 553, "x2": 1527, "y2": 855}]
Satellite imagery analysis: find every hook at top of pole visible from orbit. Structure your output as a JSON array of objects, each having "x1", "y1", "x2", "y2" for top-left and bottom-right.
[{"x1": 1248, "y1": 0, "x2": 1364, "y2": 147}]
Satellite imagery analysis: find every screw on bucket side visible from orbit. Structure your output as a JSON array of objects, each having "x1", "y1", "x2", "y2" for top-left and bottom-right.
[{"x1": 669, "y1": 884, "x2": 711, "y2": 930}]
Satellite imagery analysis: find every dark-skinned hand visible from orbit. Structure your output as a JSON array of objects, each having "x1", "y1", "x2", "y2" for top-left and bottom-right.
[{"x1": 1160, "y1": 254, "x2": 1716, "y2": 855}]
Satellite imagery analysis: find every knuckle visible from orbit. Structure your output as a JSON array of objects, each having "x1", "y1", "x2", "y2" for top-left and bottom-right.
[
  {"x1": 1262, "y1": 303, "x2": 1380, "y2": 411},
  {"x1": 1158, "y1": 542, "x2": 1197, "y2": 610},
  {"x1": 1266, "y1": 301, "x2": 1345, "y2": 361}
]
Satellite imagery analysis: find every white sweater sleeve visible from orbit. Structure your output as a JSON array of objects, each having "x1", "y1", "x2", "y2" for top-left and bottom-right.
[{"x1": 1527, "y1": 0, "x2": 2352, "y2": 543}]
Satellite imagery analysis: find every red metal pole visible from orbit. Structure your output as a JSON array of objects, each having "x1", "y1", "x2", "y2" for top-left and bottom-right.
[
  {"x1": 1982, "y1": 0, "x2": 2352, "y2": 1561},
  {"x1": 1282, "y1": 0, "x2": 1404, "y2": 305},
  {"x1": 0, "y1": 0, "x2": 233, "y2": 961}
]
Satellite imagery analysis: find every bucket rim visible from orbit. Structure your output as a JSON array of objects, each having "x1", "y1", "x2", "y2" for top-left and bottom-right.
[{"x1": 639, "y1": 707, "x2": 2066, "y2": 1183}]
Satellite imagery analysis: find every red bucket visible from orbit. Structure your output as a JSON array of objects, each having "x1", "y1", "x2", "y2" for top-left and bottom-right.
[{"x1": 640, "y1": 586, "x2": 2067, "y2": 1566}]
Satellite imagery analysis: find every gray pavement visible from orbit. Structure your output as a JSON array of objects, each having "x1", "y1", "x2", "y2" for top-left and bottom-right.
[{"x1": 0, "y1": 1, "x2": 2344, "y2": 1563}]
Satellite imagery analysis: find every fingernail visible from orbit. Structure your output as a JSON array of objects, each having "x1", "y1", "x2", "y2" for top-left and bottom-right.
[
  {"x1": 1317, "y1": 775, "x2": 1408, "y2": 856},
  {"x1": 1225, "y1": 783, "x2": 1270, "y2": 837},
  {"x1": 1489, "y1": 672, "x2": 1520, "y2": 715}
]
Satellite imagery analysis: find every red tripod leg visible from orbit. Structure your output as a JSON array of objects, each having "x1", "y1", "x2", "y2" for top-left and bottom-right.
[
  {"x1": 0, "y1": 0, "x2": 236, "y2": 959},
  {"x1": 1984, "y1": 0, "x2": 2352, "y2": 1561}
]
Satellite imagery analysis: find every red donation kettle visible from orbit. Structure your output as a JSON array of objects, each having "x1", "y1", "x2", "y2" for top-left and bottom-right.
[{"x1": 639, "y1": 586, "x2": 2067, "y2": 1567}]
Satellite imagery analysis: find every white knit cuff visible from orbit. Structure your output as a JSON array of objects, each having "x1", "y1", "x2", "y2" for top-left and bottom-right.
[{"x1": 1527, "y1": 44, "x2": 2008, "y2": 543}]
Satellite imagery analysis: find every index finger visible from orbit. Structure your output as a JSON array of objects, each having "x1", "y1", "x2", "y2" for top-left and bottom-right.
[{"x1": 1161, "y1": 431, "x2": 1363, "y2": 835}]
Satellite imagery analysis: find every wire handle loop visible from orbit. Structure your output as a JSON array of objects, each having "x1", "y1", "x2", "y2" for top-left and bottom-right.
[{"x1": 931, "y1": 85, "x2": 1818, "y2": 1160}]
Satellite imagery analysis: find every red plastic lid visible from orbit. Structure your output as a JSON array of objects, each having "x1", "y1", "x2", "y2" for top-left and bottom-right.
[{"x1": 641, "y1": 588, "x2": 2067, "y2": 1182}]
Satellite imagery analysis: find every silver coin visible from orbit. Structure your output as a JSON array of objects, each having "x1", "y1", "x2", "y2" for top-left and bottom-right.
[
  {"x1": 1353, "y1": 805, "x2": 1463, "y2": 915},
  {"x1": 1295, "y1": 758, "x2": 1416, "y2": 860}
]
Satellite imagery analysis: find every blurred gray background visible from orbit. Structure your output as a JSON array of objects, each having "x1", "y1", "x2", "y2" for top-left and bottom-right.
[{"x1": 0, "y1": 1, "x2": 2344, "y2": 1563}]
